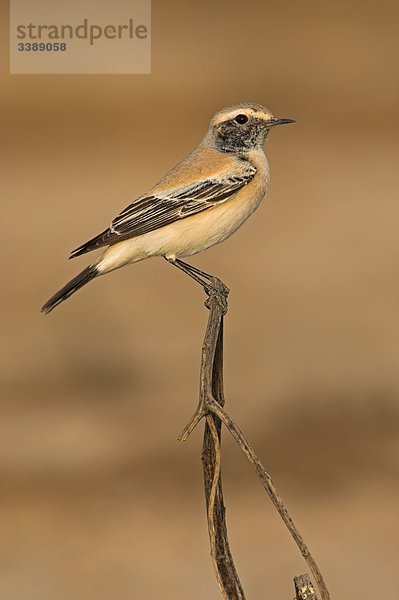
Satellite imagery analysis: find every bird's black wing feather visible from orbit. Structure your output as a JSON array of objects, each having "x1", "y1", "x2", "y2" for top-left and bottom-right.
[{"x1": 69, "y1": 169, "x2": 256, "y2": 259}]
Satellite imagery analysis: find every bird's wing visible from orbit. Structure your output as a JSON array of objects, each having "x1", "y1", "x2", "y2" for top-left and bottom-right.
[{"x1": 69, "y1": 166, "x2": 256, "y2": 258}]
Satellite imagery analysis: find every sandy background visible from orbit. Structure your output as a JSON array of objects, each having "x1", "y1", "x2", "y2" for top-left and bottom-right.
[{"x1": 1, "y1": 0, "x2": 399, "y2": 598}]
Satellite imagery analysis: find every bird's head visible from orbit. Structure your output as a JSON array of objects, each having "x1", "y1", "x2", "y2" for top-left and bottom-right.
[{"x1": 207, "y1": 103, "x2": 295, "y2": 154}]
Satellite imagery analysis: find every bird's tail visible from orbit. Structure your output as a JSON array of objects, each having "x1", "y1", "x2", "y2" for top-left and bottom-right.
[{"x1": 41, "y1": 265, "x2": 98, "y2": 314}]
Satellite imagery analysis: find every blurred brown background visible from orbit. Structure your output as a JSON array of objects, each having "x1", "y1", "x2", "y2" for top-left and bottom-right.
[{"x1": 1, "y1": 0, "x2": 399, "y2": 598}]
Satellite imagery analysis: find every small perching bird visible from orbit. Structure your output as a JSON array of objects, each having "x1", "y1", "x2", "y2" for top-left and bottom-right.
[{"x1": 42, "y1": 103, "x2": 294, "y2": 314}]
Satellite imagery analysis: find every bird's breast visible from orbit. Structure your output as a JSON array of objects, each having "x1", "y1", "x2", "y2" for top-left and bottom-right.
[{"x1": 163, "y1": 153, "x2": 270, "y2": 258}]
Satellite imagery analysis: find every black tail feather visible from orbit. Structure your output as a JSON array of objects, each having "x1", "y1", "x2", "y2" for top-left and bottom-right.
[{"x1": 41, "y1": 265, "x2": 98, "y2": 314}]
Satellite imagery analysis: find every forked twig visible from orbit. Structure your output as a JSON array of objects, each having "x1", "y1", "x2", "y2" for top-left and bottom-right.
[{"x1": 179, "y1": 277, "x2": 330, "y2": 600}]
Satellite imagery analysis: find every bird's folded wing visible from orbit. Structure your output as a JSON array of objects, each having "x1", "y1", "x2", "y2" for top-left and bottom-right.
[{"x1": 70, "y1": 167, "x2": 256, "y2": 258}]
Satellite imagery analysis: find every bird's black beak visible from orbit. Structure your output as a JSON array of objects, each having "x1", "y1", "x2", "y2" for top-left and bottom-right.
[{"x1": 267, "y1": 117, "x2": 296, "y2": 128}]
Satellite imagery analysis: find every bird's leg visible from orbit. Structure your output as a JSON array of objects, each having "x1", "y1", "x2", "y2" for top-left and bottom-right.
[
  {"x1": 165, "y1": 257, "x2": 215, "y2": 293},
  {"x1": 165, "y1": 257, "x2": 229, "y2": 302},
  {"x1": 175, "y1": 260, "x2": 214, "y2": 281}
]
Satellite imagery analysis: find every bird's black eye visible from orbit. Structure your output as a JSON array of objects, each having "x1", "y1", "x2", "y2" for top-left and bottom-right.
[{"x1": 235, "y1": 114, "x2": 248, "y2": 124}]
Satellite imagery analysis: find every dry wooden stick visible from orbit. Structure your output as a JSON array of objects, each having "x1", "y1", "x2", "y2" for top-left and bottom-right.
[
  {"x1": 294, "y1": 574, "x2": 319, "y2": 599},
  {"x1": 202, "y1": 315, "x2": 245, "y2": 599},
  {"x1": 206, "y1": 399, "x2": 330, "y2": 600},
  {"x1": 179, "y1": 277, "x2": 330, "y2": 600}
]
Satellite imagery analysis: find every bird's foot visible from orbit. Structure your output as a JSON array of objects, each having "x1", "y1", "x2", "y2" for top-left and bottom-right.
[{"x1": 204, "y1": 277, "x2": 229, "y2": 314}]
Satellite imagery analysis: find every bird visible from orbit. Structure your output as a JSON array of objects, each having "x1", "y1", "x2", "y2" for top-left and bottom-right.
[{"x1": 42, "y1": 103, "x2": 294, "y2": 314}]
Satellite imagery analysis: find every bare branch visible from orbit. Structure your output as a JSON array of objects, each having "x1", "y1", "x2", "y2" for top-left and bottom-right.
[
  {"x1": 294, "y1": 574, "x2": 319, "y2": 600},
  {"x1": 207, "y1": 399, "x2": 330, "y2": 600},
  {"x1": 179, "y1": 277, "x2": 330, "y2": 600},
  {"x1": 201, "y1": 307, "x2": 246, "y2": 599}
]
